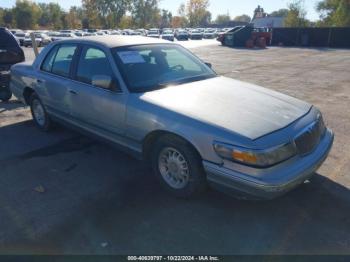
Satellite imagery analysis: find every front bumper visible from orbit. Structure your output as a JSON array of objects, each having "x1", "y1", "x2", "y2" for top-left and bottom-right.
[{"x1": 204, "y1": 128, "x2": 334, "y2": 199}]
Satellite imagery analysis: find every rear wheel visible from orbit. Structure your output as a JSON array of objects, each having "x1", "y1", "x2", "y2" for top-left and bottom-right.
[
  {"x1": 151, "y1": 135, "x2": 207, "y2": 198},
  {"x1": 29, "y1": 93, "x2": 52, "y2": 131}
]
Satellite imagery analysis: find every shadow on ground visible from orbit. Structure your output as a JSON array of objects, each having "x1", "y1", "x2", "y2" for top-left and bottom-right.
[
  {"x1": 0, "y1": 121, "x2": 349, "y2": 255},
  {"x1": 0, "y1": 100, "x2": 27, "y2": 112}
]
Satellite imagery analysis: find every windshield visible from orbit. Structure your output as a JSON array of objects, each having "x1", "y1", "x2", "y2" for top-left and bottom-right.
[
  {"x1": 149, "y1": 30, "x2": 159, "y2": 34},
  {"x1": 113, "y1": 44, "x2": 216, "y2": 93}
]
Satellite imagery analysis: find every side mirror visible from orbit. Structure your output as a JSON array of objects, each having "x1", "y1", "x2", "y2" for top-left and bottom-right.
[
  {"x1": 92, "y1": 75, "x2": 113, "y2": 90},
  {"x1": 205, "y1": 62, "x2": 212, "y2": 68}
]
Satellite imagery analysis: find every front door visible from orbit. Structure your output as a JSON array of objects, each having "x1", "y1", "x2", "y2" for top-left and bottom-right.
[{"x1": 68, "y1": 45, "x2": 127, "y2": 137}]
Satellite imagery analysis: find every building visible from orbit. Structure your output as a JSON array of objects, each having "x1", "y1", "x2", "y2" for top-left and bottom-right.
[
  {"x1": 252, "y1": 17, "x2": 285, "y2": 28},
  {"x1": 252, "y1": 5, "x2": 285, "y2": 28}
]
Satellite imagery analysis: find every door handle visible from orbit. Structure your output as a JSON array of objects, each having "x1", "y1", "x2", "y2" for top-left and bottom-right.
[{"x1": 69, "y1": 90, "x2": 78, "y2": 95}]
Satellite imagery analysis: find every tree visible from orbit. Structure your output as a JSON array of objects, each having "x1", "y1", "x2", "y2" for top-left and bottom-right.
[
  {"x1": 13, "y1": 0, "x2": 42, "y2": 30},
  {"x1": 38, "y1": 3, "x2": 64, "y2": 29},
  {"x1": 233, "y1": 14, "x2": 251, "y2": 23},
  {"x1": 215, "y1": 14, "x2": 231, "y2": 25},
  {"x1": 95, "y1": 0, "x2": 130, "y2": 28},
  {"x1": 174, "y1": 3, "x2": 188, "y2": 27},
  {"x1": 2, "y1": 9, "x2": 14, "y2": 27},
  {"x1": 82, "y1": 0, "x2": 100, "y2": 28},
  {"x1": 284, "y1": 0, "x2": 310, "y2": 27},
  {"x1": 270, "y1": 8, "x2": 289, "y2": 17},
  {"x1": 131, "y1": 0, "x2": 161, "y2": 28},
  {"x1": 160, "y1": 9, "x2": 172, "y2": 28},
  {"x1": 119, "y1": 15, "x2": 133, "y2": 28},
  {"x1": 186, "y1": 0, "x2": 210, "y2": 27},
  {"x1": 317, "y1": 0, "x2": 350, "y2": 26},
  {"x1": 66, "y1": 6, "x2": 82, "y2": 29}
]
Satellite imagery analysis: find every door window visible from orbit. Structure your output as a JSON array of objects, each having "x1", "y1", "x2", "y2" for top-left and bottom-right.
[
  {"x1": 76, "y1": 46, "x2": 114, "y2": 87},
  {"x1": 41, "y1": 45, "x2": 59, "y2": 72},
  {"x1": 51, "y1": 45, "x2": 77, "y2": 77}
]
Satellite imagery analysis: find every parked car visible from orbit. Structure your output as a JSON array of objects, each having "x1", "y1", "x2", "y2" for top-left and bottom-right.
[
  {"x1": 161, "y1": 29, "x2": 175, "y2": 42},
  {"x1": 51, "y1": 33, "x2": 77, "y2": 41},
  {"x1": 14, "y1": 32, "x2": 27, "y2": 46},
  {"x1": 147, "y1": 29, "x2": 160, "y2": 38},
  {"x1": 189, "y1": 29, "x2": 203, "y2": 40},
  {"x1": 23, "y1": 33, "x2": 52, "y2": 47},
  {"x1": 203, "y1": 29, "x2": 217, "y2": 39},
  {"x1": 10, "y1": 36, "x2": 334, "y2": 199},
  {"x1": 175, "y1": 29, "x2": 189, "y2": 41},
  {"x1": 0, "y1": 27, "x2": 25, "y2": 101}
]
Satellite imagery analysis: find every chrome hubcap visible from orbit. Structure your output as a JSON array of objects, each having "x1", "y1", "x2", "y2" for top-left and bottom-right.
[
  {"x1": 158, "y1": 147, "x2": 190, "y2": 189},
  {"x1": 32, "y1": 99, "x2": 45, "y2": 126}
]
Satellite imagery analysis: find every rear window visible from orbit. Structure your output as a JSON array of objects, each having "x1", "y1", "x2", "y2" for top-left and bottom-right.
[{"x1": 0, "y1": 29, "x2": 19, "y2": 48}]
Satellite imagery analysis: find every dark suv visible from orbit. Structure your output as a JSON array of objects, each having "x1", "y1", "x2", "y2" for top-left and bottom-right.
[{"x1": 0, "y1": 27, "x2": 25, "y2": 101}]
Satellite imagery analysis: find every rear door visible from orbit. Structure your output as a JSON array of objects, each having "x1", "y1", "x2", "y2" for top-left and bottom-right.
[
  {"x1": 68, "y1": 45, "x2": 127, "y2": 137},
  {"x1": 36, "y1": 44, "x2": 78, "y2": 118}
]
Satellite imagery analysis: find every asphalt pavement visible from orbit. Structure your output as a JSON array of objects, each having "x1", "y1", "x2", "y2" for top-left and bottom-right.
[{"x1": 1, "y1": 41, "x2": 350, "y2": 255}]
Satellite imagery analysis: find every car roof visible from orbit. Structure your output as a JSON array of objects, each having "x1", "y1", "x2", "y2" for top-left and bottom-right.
[{"x1": 58, "y1": 35, "x2": 169, "y2": 48}]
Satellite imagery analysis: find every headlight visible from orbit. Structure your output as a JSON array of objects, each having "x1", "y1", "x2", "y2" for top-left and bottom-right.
[{"x1": 213, "y1": 141, "x2": 297, "y2": 168}]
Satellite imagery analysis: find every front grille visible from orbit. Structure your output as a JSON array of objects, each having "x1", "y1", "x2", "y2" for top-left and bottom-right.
[{"x1": 294, "y1": 116, "x2": 326, "y2": 156}]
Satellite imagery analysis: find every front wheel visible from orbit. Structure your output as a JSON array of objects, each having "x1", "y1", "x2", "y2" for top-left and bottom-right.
[
  {"x1": 29, "y1": 93, "x2": 52, "y2": 131},
  {"x1": 151, "y1": 135, "x2": 207, "y2": 198},
  {"x1": 0, "y1": 87, "x2": 12, "y2": 102}
]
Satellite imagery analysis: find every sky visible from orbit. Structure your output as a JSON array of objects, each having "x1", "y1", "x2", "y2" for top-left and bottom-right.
[{"x1": 1, "y1": 0, "x2": 320, "y2": 21}]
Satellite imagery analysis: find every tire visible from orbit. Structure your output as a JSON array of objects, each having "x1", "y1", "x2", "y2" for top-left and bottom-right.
[
  {"x1": 0, "y1": 87, "x2": 12, "y2": 102},
  {"x1": 29, "y1": 93, "x2": 52, "y2": 131},
  {"x1": 151, "y1": 135, "x2": 207, "y2": 198}
]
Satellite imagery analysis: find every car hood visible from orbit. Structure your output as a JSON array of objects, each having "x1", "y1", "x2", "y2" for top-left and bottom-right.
[{"x1": 138, "y1": 76, "x2": 312, "y2": 140}]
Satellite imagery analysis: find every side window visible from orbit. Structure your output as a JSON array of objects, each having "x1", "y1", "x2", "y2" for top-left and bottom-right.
[
  {"x1": 51, "y1": 45, "x2": 77, "y2": 78},
  {"x1": 41, "y1": 45, "x2": 58, "y2": 72},
  {"x1": 76, "y1": 46, "x2": 114, "y2": 87}
]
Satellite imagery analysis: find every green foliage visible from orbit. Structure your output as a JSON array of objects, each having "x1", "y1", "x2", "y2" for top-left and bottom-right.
[
  {"x1": 95, "y1": 0, "x2": 131, "y2": 28},
  {"x1": 270, "y1": 8, "x2": 289, "y2": 17},
  {"x1": 0, "y1": 0, "x2": 212, "y2": 29},
  {"x1": 186, "y1": 0, "x2": 210, "y2": 27},
  {"x1": 131, "y1": 0, "x2": 161, "y2": 28},
  {"x1": 317, "y1": 0, "x2": 350, "y2": 26},
  {"x1": 215, "y1": 14, "x2": 231, "y2": 25},
  {"x1": 13, "y1": 0, "x2": 41, "y2": 30},
  {"x1": 3, "y1": 9, "x2": 14, "y2": 27},
  {"x1": 37, "y1": 3, "x2": 65, "y2": 29},
  {"x1": 160, "y1": 9, "x2": 173, "y2": 28},
  {"x1": 284, "y1": 0, "x2": 310, "y2": 27},
  {"x1": 233, "y1": 14, "x2": 251, "y2": 23}
]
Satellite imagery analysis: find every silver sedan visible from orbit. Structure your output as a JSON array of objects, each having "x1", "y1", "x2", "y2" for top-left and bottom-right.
[{"x1": 10, "y1": 36, "x2": 334, "y2": 199}]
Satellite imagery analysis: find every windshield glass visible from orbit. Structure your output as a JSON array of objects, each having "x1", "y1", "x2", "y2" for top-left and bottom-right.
[{"x1": 113, "y1": 44, "x2": 216, "y2": 93}]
